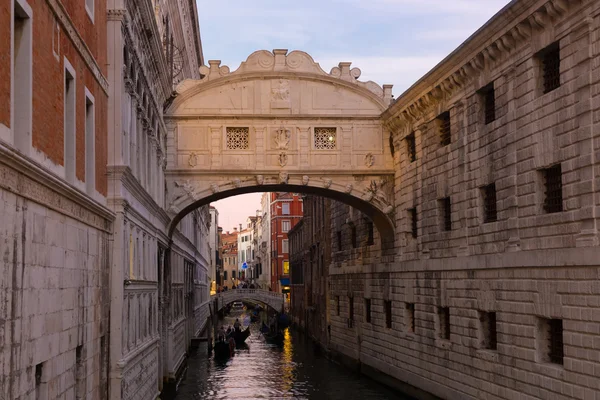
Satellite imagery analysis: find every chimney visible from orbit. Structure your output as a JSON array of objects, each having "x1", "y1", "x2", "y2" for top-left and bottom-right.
[{"x1": 239, "y1": 223, "x2": 242, "y2": 231}]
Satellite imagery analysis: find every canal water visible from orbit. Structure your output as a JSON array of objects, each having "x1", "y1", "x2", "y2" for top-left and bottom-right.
[{"x1": 174, "y1": 309, "x2": 414, "y2": 400}]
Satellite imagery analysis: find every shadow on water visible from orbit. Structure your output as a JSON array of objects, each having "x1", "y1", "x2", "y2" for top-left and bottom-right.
[{"x1": 173, "y1": 310, "x2": 415, "y2": 400}]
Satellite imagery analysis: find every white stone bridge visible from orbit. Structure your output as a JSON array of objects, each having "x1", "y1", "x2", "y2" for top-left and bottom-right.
[{"x1": 212, "y1": 288, "x2": 286, "y2": 313}]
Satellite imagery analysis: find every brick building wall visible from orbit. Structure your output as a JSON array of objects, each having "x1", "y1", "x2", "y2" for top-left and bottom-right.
[
  {"x1": 327, "y1": 1, "x2": 600, "y2": 400},
  {"x1": 270, "y1": 192, "x2": 303, "y2": 292}
]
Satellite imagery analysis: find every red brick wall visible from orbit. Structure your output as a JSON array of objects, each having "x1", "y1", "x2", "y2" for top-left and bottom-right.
[
  {"x1": 28, "y1": 1, "x2": 107, "y2": 195},
  {"x1": 0, "y1": 3, "x2": 10, "y2": 127}
]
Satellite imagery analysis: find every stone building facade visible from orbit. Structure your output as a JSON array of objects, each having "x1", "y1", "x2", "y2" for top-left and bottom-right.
[
  {"x1": 105, "y1": 0, "x2": 209, "y2": 399},
  {"x1": 0, "y1": 0, "x2": 112, "y2": 399},
  {"x1": 220, "y1": 229, "x2": 239, "y2": 290},
  {"x1": 325, "y1": 1, "x2": 600, "y2": 399}
]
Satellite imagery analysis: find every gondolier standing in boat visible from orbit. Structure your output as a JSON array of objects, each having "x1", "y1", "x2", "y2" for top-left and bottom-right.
[
  {"x1": 218, "y1": 326, "x2": 226, "y2": 342},
  {"x1": 234, "y1": 318, "x2": 241, "y2": 332}
]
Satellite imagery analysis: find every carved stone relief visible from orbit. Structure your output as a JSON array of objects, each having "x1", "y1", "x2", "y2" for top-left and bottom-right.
[
  {"x1": 279, "y1": 172, "x2": 289, "y2": 184},
  {"x1": 271, "y1": 79, "x2": 291, "y2": 109},
  {"x1": 364, "y1": 153, "x2": 375, "y2": 168},
  {"x1": 278, "y1": 152, "x2": 288, "y2": 167},
  {"x1": 274, "y1": 127, "x2": 291, "y2": 150},
  {"x1": 322, "y1": 178, "x2": 332, "y2": 189},
  {"x1": 255, "y1": 175, "x2": 264, "y2": 185},
  {"x1": 302, "y1": 176, "x2": 310, "y2": 186},
  {"x1": 188, "y1": 152, "x2": 198, "y2": 167}
]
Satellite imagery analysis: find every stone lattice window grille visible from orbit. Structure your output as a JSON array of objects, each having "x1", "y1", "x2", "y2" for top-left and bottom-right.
[
  {"x1": 437, "y1": 111, "x2": 451, "y2": 146},
  {"x1": 480, "y1": 82, "x2": 496, "y2": 125},
  {"x1": 482, "y1": 183, "x2": 498, "y2": 223},
  {"x1": 314, "y1": 127, "x2": 337, "y2": 150},
  {"x1": 406, "y1": 132, "x2": 416, "y2": 162},
  {"x1": 365, "y1": 299, "x2": 372, "y2": 323},
  {"x1": 541, "y1": 42, "x2": 560, "y2": 94},
  {"x1": 225, "y1": 127, "x2": 250, "y2": 150},
  {"x1": 542, "y1": 164, "x2": 563, "y2": 213},
  {"x1": 479, "y1": 311, "x2": 497, "y2": 350}
]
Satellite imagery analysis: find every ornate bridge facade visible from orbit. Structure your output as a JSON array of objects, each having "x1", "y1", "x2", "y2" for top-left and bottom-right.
[{"x1": 164, "y1": 49, "x2": 396, "y2": 239}]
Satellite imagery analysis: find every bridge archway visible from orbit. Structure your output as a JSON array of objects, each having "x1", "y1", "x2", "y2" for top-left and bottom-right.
[
  {"x1": 164, "y1": 49, "x2": 396, "y2": 244},
  {"x1": 214, "y1": 289, "x2": 285, "y2": 314}
]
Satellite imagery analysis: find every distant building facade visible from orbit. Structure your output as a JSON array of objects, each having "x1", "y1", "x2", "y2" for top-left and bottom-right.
[{"x1": 220, "y1": 229, "x2": 239, "y2": 289}]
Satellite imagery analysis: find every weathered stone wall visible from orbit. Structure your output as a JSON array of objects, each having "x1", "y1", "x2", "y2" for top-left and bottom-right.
[
  {"x1": 328, "y1": 1, "x2": 600, "y2": 399},
  {"x1": 0, "y1": 186, "x2": 110, "y2": 400}
]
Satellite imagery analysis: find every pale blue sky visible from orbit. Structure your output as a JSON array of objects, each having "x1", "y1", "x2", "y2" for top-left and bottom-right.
[{"x1": 201, "y1": 0, "x2": 512, "y2": 230}]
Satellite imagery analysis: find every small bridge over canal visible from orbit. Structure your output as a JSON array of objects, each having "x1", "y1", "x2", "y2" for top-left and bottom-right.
[{"x1": 213, "y1": 289, "x2": 286, "y2": 312}]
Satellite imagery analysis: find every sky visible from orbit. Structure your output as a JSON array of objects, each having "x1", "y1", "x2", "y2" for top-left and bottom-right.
[{"x1": 200, "y1": 0, "x2": 512, "y2": 229}]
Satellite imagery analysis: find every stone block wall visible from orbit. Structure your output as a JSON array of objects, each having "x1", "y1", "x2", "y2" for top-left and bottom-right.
[{"x1": 0, "y1": 186, "x2": 110, "y2": 400}]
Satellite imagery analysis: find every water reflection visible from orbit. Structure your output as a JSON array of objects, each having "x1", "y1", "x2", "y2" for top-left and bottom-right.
[{"x1": 175, "y1": 310, "x2": 413, "y2": 400}]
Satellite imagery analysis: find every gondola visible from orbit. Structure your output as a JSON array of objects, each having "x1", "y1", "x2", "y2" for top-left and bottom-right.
[
  {"x1": 263, "y1": 331, "x2": 284, "y2": 346},
  {"x1": 250, "y1": 312, "x2": 260, "y2": 323},
  {"x1": 213, "y1": 339, "x2": 233, "y2": 359},
  {"x1": 228, "y1": 327, "x2": 251, "y2": 344}
]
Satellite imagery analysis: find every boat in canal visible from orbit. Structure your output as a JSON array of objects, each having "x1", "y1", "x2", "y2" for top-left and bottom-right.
[
  {"x1": 213, "y1": 339, "x2": 235, "y2": 359},
  {"x1": 228, "y1": 326, "x2": 250, "y2": 344},
  {"x1": 263, "y1": 331, "x2": 284, "y2": 346}
]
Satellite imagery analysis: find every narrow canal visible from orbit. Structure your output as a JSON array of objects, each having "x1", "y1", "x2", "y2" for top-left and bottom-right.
[{"x1": 174, "y1": 309, "x2": 414, "y2": 400}]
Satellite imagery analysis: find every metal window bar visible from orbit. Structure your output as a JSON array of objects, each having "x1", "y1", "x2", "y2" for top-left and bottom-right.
[
  {"x1": 483, "y1": 183, "x2": 498, "y2": 222},
  {"x1": 438, "y1": 112, "x2": 451, "y2": 146},
  {"x1": 406, "y1": 303, "x2": 415, "y2": 332},
  {"x1": 366, "y1": 222, "x2": 374, "y2": 245},
  {"x1": 337, "y1": 231, "x2": 342, "y2": 250},
  {"x1": 442, "y1": 198, "x2": 452, "y2": 231},
  {"x1": 488, "y1": 312, "x2": 497, "y2": 350},
  {"x1": 543, "y1": 165, "x2": 563, "y2": 213},
  {"x1": 351, "y1": 226, "x2": 357, "y2": 248},
  {"x1": 543, "y1": 44, "x2": 560, "y2": 94},
  {"x1": 440, "y1": 307, "x2": 451, "y2": 340},
  {"x1": 482, "y1": 83, "x2": 496, "y2": 124},
  {"x1": 385, "y1": 301, "x2": 392, "y2": 328},
  {"x1": 409, "y1": 208, "x2": 418, "y2": 238},
  {"x1": 406, "y1": 133, "x2": 416, "y2": 162},
  {"x1": 365, "y1": 299, "x2": 372, "y2": 323},
  {"x1": 548, "y1": 319, "x2": 564, "y2": 364}
]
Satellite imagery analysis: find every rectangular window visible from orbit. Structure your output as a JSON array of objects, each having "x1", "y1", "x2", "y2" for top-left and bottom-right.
[
  {"x1": 437, "y1": 111, "x2": 451, "y2": 146},
  {"x1": 13, "y1": 0, "x2": 33, "y2": 153},
  {"x1": 350, "y1": 225, "x2": 357, "y2": 248},
  {"x1": 406, "y1": 132, "x2": 416, "y2": 162},
  {"x1": 438, "y1": 307, "x2": 451, "y2": 340},
  {"x1": 480, "y1": 82, "x2": 496, "y2": 124},
  {"x1": 282, "y1": 220, "x2": 291, "y2": 232},
  {"x1": 282, "y1": 203, "x2": 290, "y2": 215},
  {"x1": 366, "y1": 221, "x2": 374, "y2": 246},
  {"x1": 385, "y1": 300, "x2": 392, "y2": 329},
  {"x1": 440, "y1": 197, "x2": 452, "y2": 231},
  {"x1": 337, "y1": 231, "x2": 342, "y2": 251},
  {"x1": 542, "y1": 164, "x2": 563, "y2": 213},
  {"x1": 75, "y1": 345, "x2": 84, "y2": 399},
  {"x1": 348, "y1": 296, "x2": 354, "y2": 325},
  {"x1": 314, "y1": 127, "x2": 337, "y2": 150},
  {"x1": 64, "y1": 59, "x2": 76, "y2": 183},
  {"x1": 540, "y1": 42, "x2": 560, "y2": 94},
  {"x1": 479, "y1": 311, "x2": 497, "y2": 350},
  {"x1": 408, "y1": 208, "x2": 417, "y2": 238},
  {"x1": 232, "y1": 270, "x2": 236, "y2": 279},
  {"x1": 85, "y1": 90, "x2": 95, "y2": 194},
  {"x1": 35, "y1": 362, "x2": 44, "y2": 397},
  {"x1": 365, "y1": 299, "x2": 371, "y2": 323},
  {"x1": 538, "y1": 318, "x2": 563, "y2": 365},
  {"x1": 224, "y1": 270, "x2": 228, "y2": 281},
  {"x1": 482, "y1": 183, "x2": 498, "y2": 223},
  {"x1": 405, "y1": 303, "x2": 415, "y2": 333},
  {"x1": 336, "y1": 296, "x2": 340, "y2": 316},
  {"x1": 282, "y1": 239, "x2": 289, "y2": 254},
  {"x1": 283, "y1": 260, "x2": 289, "y2": 275},
  {"x1": 226, "y1": 127, "x2": 250, "y2": 150}
]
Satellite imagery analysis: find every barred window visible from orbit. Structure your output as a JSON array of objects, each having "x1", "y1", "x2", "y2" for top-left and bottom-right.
[
  {"x1": 385, "y1": 300, "x2": 392, "y2": 329},
  {"x1": 226, "y1": 127, "x2": 249, "y2": 150},
  {"x1": 350, "y1": 225, "x2": 357, "y2": 248},
  {"x1": 437, "y1": 111, "x2": 451, "y2": 146},
  {"x1": 440, "y1": 197, "x2": 452, "y2": 231},
  {"x1": 541, "y1": 42, "x2": 560, "y2": 94},
  {"x1": 336, "y1": 296, "x2": 340, "y2": 315},
  {"x1": 365, "y1": 299, "x2": 372, "y2": 323},
  {"x1": 482, "y1": 183, "x2": 497, "y2": 223},
  {"x1": 479, "y1": 311, "x2": 497, "y2": 350},
  {"x1": 538, "y1": 318, "x2": 563, "y2": 365},
  {"x1": 438, "y1": 307, "x2": 451, "y2": 340},
  {"x1": 480, "y1": 82, "x2": 496, "y2": 124},
  {"x1": 366, "y1": 221, "x2": 374, "y2": 246},
  {"x1": 314, "y1": 127, "x2": 337, "y2": 150},
  {"x1": 405, "y1": 303, "x2": 415, "y2": 333},
  {"x1": 543, "y1": 165, "x2": 563, "y2": 213},
  {"x1": 348, "y1": 296, "x2": 354, "y2": 327},
  {"x1": 406, "y1": 132, "x2": 416, "y2": 162},
  {"x1": 408, "y1": 208, "x2": 417, "y2": 238},
  {"x1": 337, "y1": 231, "x2": 342, "y2": 251}
]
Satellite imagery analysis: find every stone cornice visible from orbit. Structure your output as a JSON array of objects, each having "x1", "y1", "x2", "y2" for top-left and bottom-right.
[
  {"x1": 46, "y1": 0, "x2": 109, "y2": 94},
  {"x1": 0, "y1": 142, "x2": 114, "y2": 231},
  {"x1": 381, "y1": 0, "x2": 586, "y2": 130}
]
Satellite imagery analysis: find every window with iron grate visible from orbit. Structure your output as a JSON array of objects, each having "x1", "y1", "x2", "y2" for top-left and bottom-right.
[
  {"x1": 337, "y1": 231, "x2": 342, "y2": 251},
  {"x1": 437, "y1": 112, "x2": 451, "y2": 146},
  {"x1": 385, "y1": 301, "x2": 392, "y2": 329},
  {"x1": 226, "y1": 127, "x2": 250, "y2": 150},
  {"x1": 438, "y1": 307, "x2": 451, "y2": 340},
  {"x1": 366, "y1": 221, "x2": 374, "y2": 245},
  {"x1": 538, "y1": 318, "x2": 563, "y2": 365},
  {"x1": 482, "y1": 183, "x2": 498, "y2": 223},
  {"x1": 541, "y1": 42, "x2": 560, "y2": 94},
  {"x1": 408, "y1": 208, "x2": 417, "y2": 238},
  {"x1": 348, "y1": 296, "x2": 354, "y2": 327},
  {"x1": 440, "y1": 197, "x2": 452, "y2": 231},
  {"x1": 406, "y1": 132, "x2": 416, "y2": 162},
  {"x1": 365, "y1": 299, "x2": 371, "y2": 323},
  {"x1": 336, "y1": 296, "x2": 340, "y2": 315},
  {"x1": 314, "y1": 127, "x2": 337, "y2": 150},
  {"x1": 480, "y1": 82, "x2": 496, "y2": 124},
  {"x1": 542, "y1": 164, "x2": 563, "y2": 213},
  {"x1": 479, "y1": 311, "x2": 497, "y2": 350},
  {"x1": 350, "y1": 225, "x2": 357, "y2": 248},
  {"x1": 405, "y1": 303, "x2": 415, "y2": 332}
]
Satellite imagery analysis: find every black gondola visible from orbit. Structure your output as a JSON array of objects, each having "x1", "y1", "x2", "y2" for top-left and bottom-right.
[
  {"x1": 228, "y1": 327, "x2": 251, "y2": 344},
  {"x1": 213, "y1": 340, "x2": 232, "y2": 359},
  {"x1": 263, "y1": 331, "x2": 284, "y2": 346}
]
